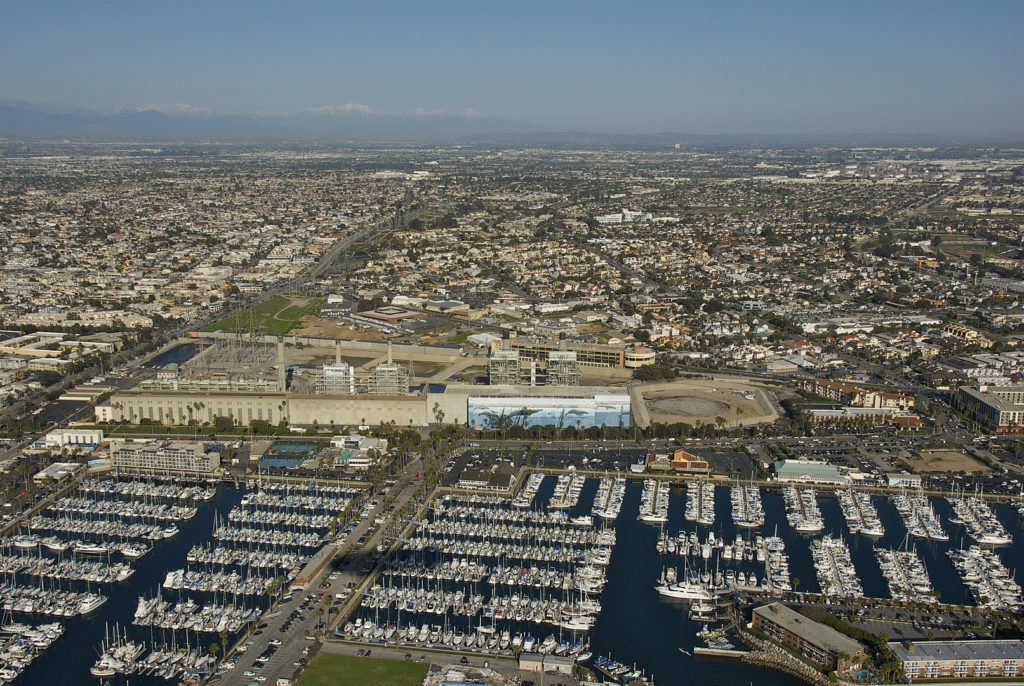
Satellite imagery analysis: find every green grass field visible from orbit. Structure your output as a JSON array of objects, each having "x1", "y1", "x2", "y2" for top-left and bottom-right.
[
  {"x1": 202, "y1": 295, "x2": 323, "y2": 335},
  {"x1": 298, "y1": 653, "x2": 429, "y2": 686},
  {"x1": 940, "y1": 241, "x2": 1006, "y2": 256}
]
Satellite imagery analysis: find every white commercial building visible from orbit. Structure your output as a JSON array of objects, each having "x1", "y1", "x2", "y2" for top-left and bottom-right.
[
  {"x1": 41, "y1": 428, "x2": 104, "y2": 450},
  {"x1": 111, "y1": 440, "x2": 220, "y2": 476}
]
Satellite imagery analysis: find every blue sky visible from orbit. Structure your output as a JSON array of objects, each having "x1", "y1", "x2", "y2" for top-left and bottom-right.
[{"x1": 1, "y1": 0, "x2": 1022, "y2": 135}]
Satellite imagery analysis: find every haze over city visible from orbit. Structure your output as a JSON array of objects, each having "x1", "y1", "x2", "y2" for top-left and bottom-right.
[{"x1": 1, "y1": 0, "x2": 1023, "y2": 139}]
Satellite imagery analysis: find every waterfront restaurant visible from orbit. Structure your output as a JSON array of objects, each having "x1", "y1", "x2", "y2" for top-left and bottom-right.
[
  {"x1": 670, "y1": 448, "x2": 711, "y2": 473},
  {"x1": 752, "y1": 603, "x2": 866, "y2": 672}
]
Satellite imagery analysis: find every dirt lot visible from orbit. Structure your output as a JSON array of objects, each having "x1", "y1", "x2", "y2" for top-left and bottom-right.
[
  {"x1": 632, "y1": 377, "x2": 781, "y2": 428},
  {"x1": 906, "y1": 449, "x2": 990, "y2": 474},
  {"x1": 291, "y1": 315, "x2": 388, "y2": 341}
]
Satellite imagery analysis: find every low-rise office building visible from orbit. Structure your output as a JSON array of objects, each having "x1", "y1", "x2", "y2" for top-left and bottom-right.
[{"x1": 887, "y1": 472, "x2": 923, "y2": 489}]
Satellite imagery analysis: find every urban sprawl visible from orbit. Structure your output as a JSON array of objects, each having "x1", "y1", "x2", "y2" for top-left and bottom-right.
[{"x1": 1, "y1": 141, "x2": 1024, "y2": 686}]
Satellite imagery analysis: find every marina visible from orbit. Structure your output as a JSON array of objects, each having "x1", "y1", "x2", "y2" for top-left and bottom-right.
[
  {"x1": 0, "y1": 473, "x2": 358, "y2": 685},
  {"x1": 550, "y1": 471, "x2": 586, "y2": 511},
  {"x1": 133, "y1": 595, "x2": 261, "y2": 633},
  {"x1": 684, "y1": 479, "x2": 715, "y2": 526},
  {"x1": 782, "y1": 486, "x2": 824, "y2": 534},
  {"x1": 338, "y1": 484, "x2": 614, "y2": 661},
  {"x1": 0, "y1": 622, "x2": 64, "y2": 685},
  {"x1": 876, "y1": 547, "x2": 937, "y2": 604},
  {"x1": 892, "y1": 490, "x2": 948, "y2": 541},
  {"x1": 730, "y1": 482, "x2": 765, "y2": 529},
  {"x1": 0, "y1": 555, "x2": 134, "y2": 584},
  {"x1": 948, "y1": 491, "x2": 1013, "y2": 546},
  {"x1": 947, "y1": 546, "x2": 1023, "y2": 611},
  {"x1": 638, "y1": 480, "x2": 669, "y2": 524},
  {"x1": 592, "y1": 476, "x2": 626, "y2": 521},
  {"x1": 837, "y1": 487, "x2": 885, "y2": 538},
  {"x1": 0, "y1": 469, "x2": 1019, "y2": 685},
  {"x1": 810, "y1": 535, "x2": 862, "y2": 598}
]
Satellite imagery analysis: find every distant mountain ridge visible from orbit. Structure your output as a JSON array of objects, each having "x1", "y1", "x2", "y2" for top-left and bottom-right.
[
  {"x1": 0, "y1": 101, "x2": 1020, "y2": 146},
  {"x1": 0, "y1": 101, "x2": 546, "y2": 142}
]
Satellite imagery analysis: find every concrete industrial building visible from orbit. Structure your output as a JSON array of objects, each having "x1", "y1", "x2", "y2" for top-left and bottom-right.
[
  {"x1": 490, "y1": 336, "x2": 654, "y2": 370},
  {"x1": 98, "y1": 390, "x2": 428, "y2": 428},
  {"x1": 546, "y1": 350, "x2": 582, "y2": 386},
  {"x1": 488, "y1": 350, "x2": 526, "y2": 385},
  {"x1": 111, "y1": 440, "x2": 220, "y2": 476},
  {"x1": 461, "y1": 386, "x2": 631, "y2": 430},
  {"x1": 753, "y1": 603, "x2": 867, "y2": 672},
  {"x1": 955, "y1": 385, "x2": 1024, "y2": 433},
  {"x1": 314, "y1": 363, "x2": 357, "y2": 395},
  {"x1": 99, "y1": 384, "x2": 633, "y2": 429},
  {"x1": 487, "y1": 348, "x2": 581, "y2": 386},
  {"x1": 98, "y1": 337, "x2": 632, "y2": 429},
  {"x1": 888, "y1": 640, "x2": 1024, "y2": 680}
]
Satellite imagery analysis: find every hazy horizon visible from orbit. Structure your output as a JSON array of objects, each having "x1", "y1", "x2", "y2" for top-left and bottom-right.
[{"x1": 2, "y1": 0, "x2": 1023, "y2": 138}]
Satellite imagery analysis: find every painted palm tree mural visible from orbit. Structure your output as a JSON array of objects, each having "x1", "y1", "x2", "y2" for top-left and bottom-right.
[{"x1": 467, "y1": 394, "x2": 630, "y2": 430}]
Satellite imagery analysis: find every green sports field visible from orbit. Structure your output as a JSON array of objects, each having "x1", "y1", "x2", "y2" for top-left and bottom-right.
[
  {"x1": 297, "y1": 652, "x2": 429, "y2": 686},
  {"x1": 203, "y1": 295, "x2": 323, "y2": 336}
]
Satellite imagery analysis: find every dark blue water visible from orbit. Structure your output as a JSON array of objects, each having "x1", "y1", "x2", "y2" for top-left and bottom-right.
[
  {"x1": 144, "y1": 344, "x2": 201, "y2": 368},
  {"x1": 17, "y1": 485, "x2": 246, "y2": 686},
  {"x1": 586, "y1": 482, "x2": 1024, "y2": 686},
  {"x1": 588, "y1": 480, "x2": 797, "y2": 686}
]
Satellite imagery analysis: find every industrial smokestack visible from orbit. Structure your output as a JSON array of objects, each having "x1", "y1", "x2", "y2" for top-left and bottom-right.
[
  {"x1": 277, "y1": 337, "x2": 286, "y2": 391},
  {"x1": 335, "y1": 340, "x2": 342, "y2": 364},
  {"x1": 387, "y1": 339, "x2": 393, "y2": 366}
]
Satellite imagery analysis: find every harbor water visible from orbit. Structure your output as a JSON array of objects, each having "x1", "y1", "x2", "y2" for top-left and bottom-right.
[
  {"x1": 16, "y1": 485, "x2": 246, "y2": 686},
  {"x1": 11, "y1": 474, "x2": 1024, "y2": 685}
]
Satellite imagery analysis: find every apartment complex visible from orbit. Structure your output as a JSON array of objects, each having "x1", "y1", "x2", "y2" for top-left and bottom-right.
[
  {"x1": 752, "y1": 603, "x2": 866, "y2": 672},
  {"x1": 801, "y1": 379, "x2": 914, "y2": 411},
  {"x1": 889, "y1": 640, "x2": 1024, "y2": 680}
]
